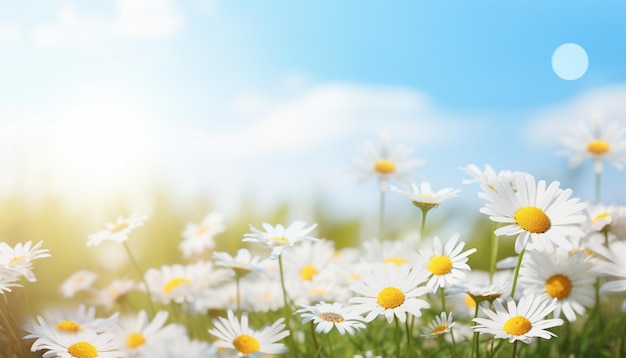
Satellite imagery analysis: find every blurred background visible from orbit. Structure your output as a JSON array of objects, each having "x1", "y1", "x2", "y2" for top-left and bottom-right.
[{"x1": 1, "y1": 1, "x2": 626, "y2": 316}]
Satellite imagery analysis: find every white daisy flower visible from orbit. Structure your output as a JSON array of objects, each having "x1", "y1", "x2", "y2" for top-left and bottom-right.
[
  {"x1": 29, "y1": 329, "x2": 125, "y2": 358},
  {"x1": 59, "y1": 270, "x2": 99, "y2": 298},
  {"x1": 479, "y1": 173, "x2": 587, "y2": 253},
  {"x1": 420, "y1": 233, "x2": 477, "y2": 290},
  {"x1": 447, "y1": 270, "x2": 512, "y2": 317},
  {"x1": 421, "y1": 311, "x2": 456, "y2": 338},
  {"x1": 208, "y1": 310, "x2": 289, "y2": 357},
  {"x1": 297, "y1": 301, "x2": 366, "y2": 335},
  {"x1": 24, "y1": 305, "x2": 119, "y2": 353},
  {"x1": 115, "y1": 310, "x2": 187, "y2": 355},
  {"x1": 0, "y1": 240, "x2": 50, "y2": 282},
  {"x1": 212, "y1": 248, "x2": 264, "y2": 276},
  {"x1": 243, "y1": 221, "x2": 318, "y2": 260},
  {"x1": 352, "y1": 135, "x2": 424, "y2": 192},
  {"x1": 359, "y1": 236, "x2": 421, "y2": 266},
  {"x1": 0, "y1": 266, "x2": 21, "y2": 294},
  {"x1": 590, "y1": 240, "x2": 626, "y2": 296},
  {"x1": 142, "y1": 336, "x2": 218, "y2": 358},
  {"x1": 87, "y1": 213, "x2": 148, "y2": 247},
  {"x1": 559, "y1": 115, "x2": 626, "y2": 174},
  {"x1": 281, "y1": 239, "x2": 335, "y2": 284},
  {"x1": 353, "y1": 351, "x2": 382, "y2": 358},
  {"x1": 390, "y1": 182, "x2": 460, "y2": 211},
  {"x1": 585, "y1": 203, "x2": 626, "y2": 245},
  {"x1": 179, "y1": 212, "x2": 226, "y2": 258},
  {"x1": 473, "y1": 294, "x2": 564, "y2": 344},
  {"x1": 519, "y1": 249, "x2": 596, "y2": 322},
  {"x1": 143, "y1": 261, "x2": 232, "y2": 305},
  {"x1": 92, "y1": 279, "x2": 137, "y2": 311},
  {"x1": 349, "y1": 263, "x2": 431, "y2": 323},
  {"x1": 239, "y1": 275, "x2": 284, "y2": 313}
]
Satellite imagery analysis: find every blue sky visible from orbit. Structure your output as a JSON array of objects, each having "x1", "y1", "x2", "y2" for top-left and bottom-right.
[{"x1": 1, "y1": 1, "x2": 625, "y2": 221}]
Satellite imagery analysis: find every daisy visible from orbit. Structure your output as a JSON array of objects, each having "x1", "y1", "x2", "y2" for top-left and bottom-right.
[
  {"x1": 87, "y1": 213, "x2": 148, "y2": 247},
  {"x1": 419, "y1": 233, "x2": 477, "y2": 290},
  {"x1": 421, "y1": 312, "x2": 456, "y2": 338},
  {"x1": 24, "y1": 305, "x2": 119, "y2": 353},
  {"x1": 359, "y1": 236, "x2": 421, "y2": 266},
  {"x1": 479, "y1": 173, "x2": 587, "y2": 253},
  {"x1": 559, "y1": 115, "x2": 626, "y2": 174},
  {"x1": 447, "y1": 270, "x2": 512, "y2": 317},
  {"x1": 297, "y1": 301, "x2": 366, "y2": 335},
  {"x1": 585, "y1": 203, "x2": 626, "y2": 244},
  {"x1": 352, "y1": 135, "x2": 424, "y2": 192},
  {"x1": 590, "y1": 240, "x2": 626, "y2": 297},
  {"x1": 390, "y1": 181, "x2": 460, "y2": 211},
  {"x1": 243, "y1": 221, "x2": 318, "y2": 259},
  {"x1": 459, "y1": 164, "x2": 520, "y2": 190},
  {"x1": 473, "y1": 294, "x2": 563, "y2": 344},
  {"x1": 212, "y1": 248, "x2": 265, "y2": 277},
  {"x1": 115, "y1": 310, "x2": 187, "y2": 355},
  {"x1": 143, "y1": 261, "x2": 232, "y2": 305},
  {"x1": 208, "y1": 310, "x2": 290, "y2": 357},
  {"x1": 92, "y1": 279, "x2": 137, "y2": 311},
  {"x1": 29, "y1": 329, "x2": 125, "y2": 358},
  {"x1": 349, "y1": 263, "x2": 431, "y2": 323},
  {"x1": 0, "y1": 266, "x2": 21, "y2": 294},
  {"x1": 179, "y1": 212, "x2": 226, "y2": 258},
  {"x1": 0, "y1": 240, "x2": 50, "y2": 282},
  {"x1": 281, "y1": 239, "x2": 335, "y2": 283},
  {"x1": 59, "y1": 270, "x2": 99, "y2": 298},
  {"x1": 141, "y1": 336, "x2": 218, "y2": 358},
  {"x1": 519, "y1": 248, "x2": 596, "y2": 322}
]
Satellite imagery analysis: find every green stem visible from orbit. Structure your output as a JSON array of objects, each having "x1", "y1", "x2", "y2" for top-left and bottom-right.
[
  {"x1": 618, "y1": 312, "x2": 626, "y2": 358},
  {"x1": 395, "y1": 316, "x2": 402, "y2": 358},
  {"x1": 595, "y1": 171, "x2": 602, "y2": 204},
  {"x1": 510, "y1": 248, "x2": 526, "y2": 298},
  {"x1": 512, "y1": 340, "x2": 518, "y2": 358},
  {"x1": 405, "y1": 317, "x2": 412, "y2": 358},
  {"x1": 122, "y1": 241, "x2": 155, "y2": 315},
  {"x1": 380, "y1": 190, "x2": 387, "y2": 240},
  {"x1": 470, "y1": 303, "x2": 480, "y2": 358},
  {"x1": 420, "y1": 207, "x2": 429, "y2": 240},
  {"x1": 278, "y1": 255, "x2": 297, "y2": 354},
  {"x1": 489, "y1": 221, "x2": 498, "y2": 284},
  {"x1": 310, "y1": 321, "x2": 319, "y2": 353},
  {"x1": 235, "y1": 276, "x2": 241, "y2": 314}
]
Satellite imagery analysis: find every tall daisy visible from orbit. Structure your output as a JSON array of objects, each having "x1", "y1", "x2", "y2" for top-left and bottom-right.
[
  {"x1": 297, "y1": 301, "x2": 366, "y2": 335},
  {"x1": 0, "y1": 240, "x2": 50, "y2": 282},
  {"x1": 29, "y1": 330, "x2": 125, "y2": 358},
  {"x1": 208, "y1": 310, "x2": 289, "y2": 357},
  {"x1": 243, "y1": 221, "x2": 318, "y2": 260},
  {"x1": 349, "y1": 263, "x2": 431, "y2": 323},
  {"x1": 115, "y1": 310, "x2": 187, "y2": 355},
  {"x1": 87, "y1": 213, "x2": 148, "y2": 247},
  {"x1": 390, "y1": 182, "x2": 460, "y2": 211},
  {"x1": 473, "y1": 294, "x2": 563, "y2": 344},
  {"x1": 590, "y1": 240, "x2": 626, "y2": 298},
  {"x1": 179, "y1": 212, "x2": 226, "y2": 258},
  {"x1": 421, "y1": 312, "x2": 456, "y2": 338},
  {"x1": 559, "y1": 115, "x2": 626, "y2": 174},
  {"x1": 479, "y1": 173, "x2": 587, "y2": 253},
  {"x1": 352, "y1": 135, "x2": 424, "y2": 192},
  {"x1": 420, "y1": 233, "x2": 477, "y2": 291},
  {"x1": 519, "y1": 248, "x2": 596, "y2": 322}
]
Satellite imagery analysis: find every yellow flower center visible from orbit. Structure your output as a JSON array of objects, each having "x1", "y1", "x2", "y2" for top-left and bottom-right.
[
  {"x1": 163, "y1": 277, "x2": 192, "y2": 294},
  {"x1": 383, "y1": 257, "x2": 407, "y2": 266},
  {"x1": 55, "y1": 320, "x2": 82, "y2": 333},
  {"x1": 126, "y1": 332, "x2": 146, "y2": 349},
  {"x1": 309, "y1": 288, "x2": 328, "y2": 296},
  {"x1": 545, "y1": 274, "x2": 572, "y2": 299},
  {"x1": 377, "y1": 287, "x2": 405, "y2": 309},
  {"x1": 373, "y1": 159, "x2": 396, "y2": 174},
  {"x1": 300, "y1": 265, "x2": 319, "y2": 281},
  {"x1": 233, "y1": 334, "x2": 260, "y2": 354},
  {"x1": 319, "y1": 312, "x2": 345, "y2": 323},
  {"x1": 67, "y1": 341, "x2": 98, "y2": 358},
  {"x1": 514, "y1": 206, "x2": 551, "y2": 234},
  {"x1": 8, "y1": 255, "x2": 26, "y2": 264},
  {"x1": 431, "y1": 324, "x2": 449, "y2": 334},
  {"x1": 428, "y1": 255, "x2": 453, "y2": 276},
  {"x1": 591, "y1": 212, "x2": 610, "y2": 224},
  {"x1": 587, "y1": 139, "x2": 610, "y2": 155},
  {"x1": 195, "y1": 225, "x2": 209, "y2": 236},
  {"x1": 269, "y1": 237, "x2": 289, "y2": 244},
  {"x1": 110, "y1": 222, "x2": 129, "y2": 233},
  {"x1": 503, "y1": 316, "x2": 532, "y2": 336},
  {"x1": 464, "y1": 294, "x2": 477, "y2": 309}
]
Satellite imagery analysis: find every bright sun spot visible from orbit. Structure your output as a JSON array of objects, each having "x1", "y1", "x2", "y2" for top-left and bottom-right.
[{"x1": 551, "y1": 43, "x2": 589, "y2": 81}]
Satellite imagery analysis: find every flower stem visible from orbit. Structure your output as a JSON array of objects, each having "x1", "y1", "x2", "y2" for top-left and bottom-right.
[
  {"x1": 235, "y1": 276, "x2": 241, "y2": 314},
  {"x1": 489, "y1": 221, "x2": 498, "y2": 284},
  {"x1": 420, "y1": 207, "x2": 430, "y2": 240},
  {"x1": 278, "y1": 255, "x2": 297, "y2": 354},
  {"x1": 617, "y1": 312, "x2": 626, "y2": 358},
  {"x1": 395, "y1": 316, "x2": 402, "y2": 358},
  {"x1": 122, "y1": 241, "x2": 155, "y2": 315},
  {"x1": 379, "y1": 190, "x2": 387, "y2": 240},
  {"x1": 510, "y1": 248, "x2": 526, "y2": 298},
  {"x1": 595, "y1": 171, "x2": 602, "y2": 204},
  {"x1": 470, "y1": 303, "x2": 480, "y2": 358},
  {"x1": 512, "y1": 340, "x2": 518, "y2": 358},
  {"x1": 405, "y1": 317, "x2": 412, "y2": 358},
  {"x1": 310, "y1": 321, "x2": 319, "y2": 353}
]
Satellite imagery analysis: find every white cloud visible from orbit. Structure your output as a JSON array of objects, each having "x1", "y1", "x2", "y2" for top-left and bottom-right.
[
  {"x1": 29, "y1": 0, "x2": 185, "y2": 49},
  {"x1": 525, "y1": 84, "x2": 626, "y2": 148},
  {"x1": 187, "y1": 82, "x2": 469, "y2": 159}
]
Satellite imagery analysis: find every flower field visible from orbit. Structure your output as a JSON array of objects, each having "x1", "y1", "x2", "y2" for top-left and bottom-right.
[{"x1": 2, "y1": 116, "x2": 626, "y2": 357}]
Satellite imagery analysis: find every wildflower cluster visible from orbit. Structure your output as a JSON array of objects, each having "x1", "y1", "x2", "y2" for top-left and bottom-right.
[{"x1": 2, "y1": 116, "x2": 626, "y2": 357}]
